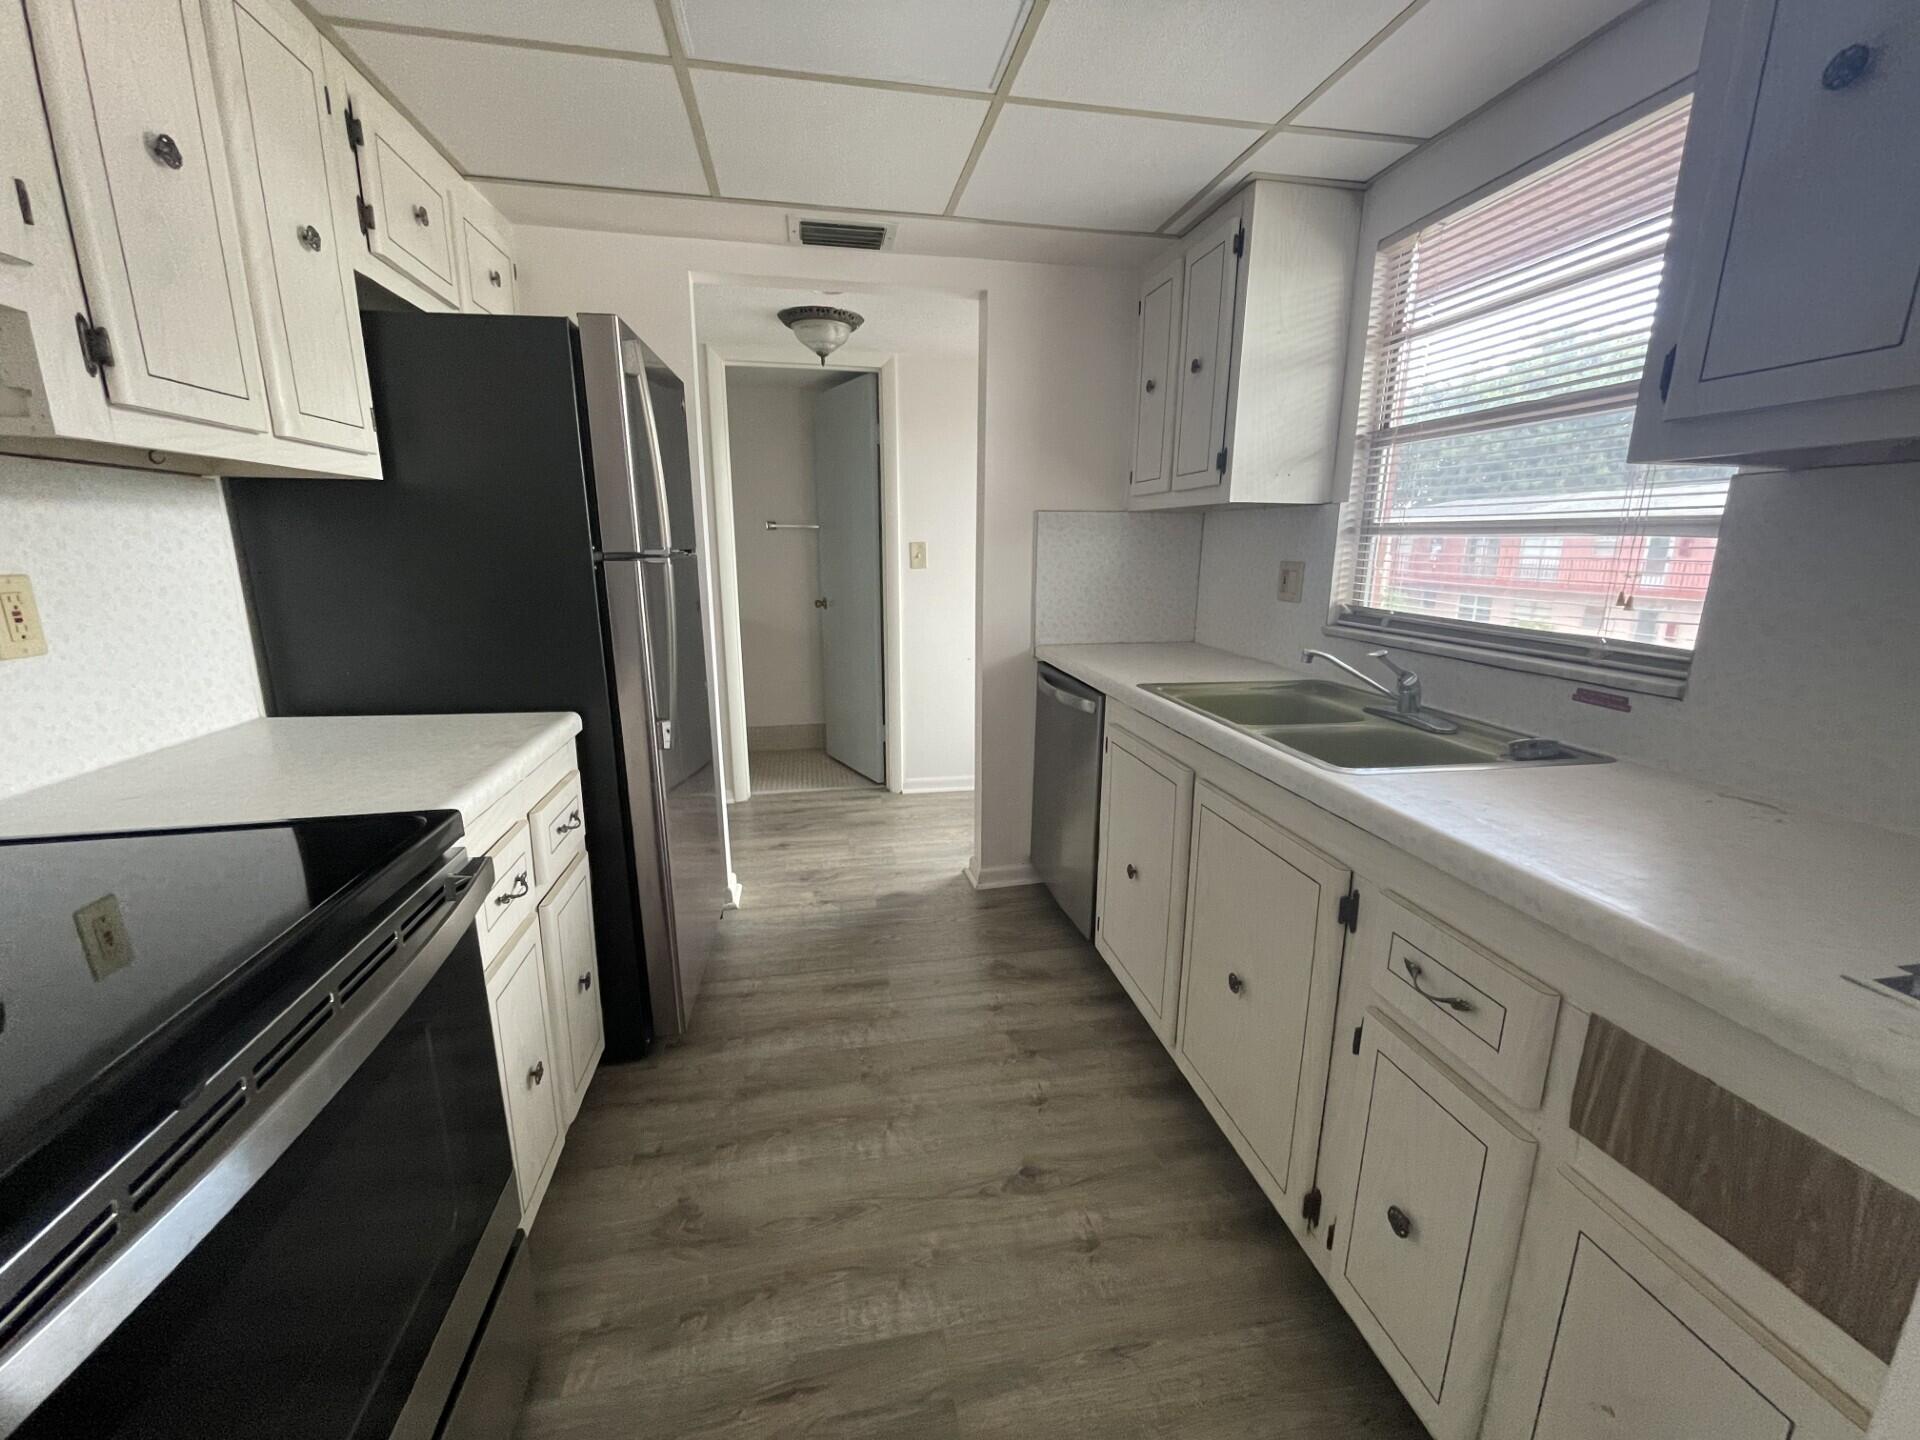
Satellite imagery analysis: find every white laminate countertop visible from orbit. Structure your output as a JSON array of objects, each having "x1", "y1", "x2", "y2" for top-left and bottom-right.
[
  {"x1": 1038, "y1": 642, "x2": 1920, "y2": 1119},
  {"x1": 0, "y1": 713, "x2": 584, "y2": 837}
]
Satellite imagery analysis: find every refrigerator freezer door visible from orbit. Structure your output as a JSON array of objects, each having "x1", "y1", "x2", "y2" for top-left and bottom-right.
[{"x1": 579, "y1": 313, "x2": 670, "y2": 555}]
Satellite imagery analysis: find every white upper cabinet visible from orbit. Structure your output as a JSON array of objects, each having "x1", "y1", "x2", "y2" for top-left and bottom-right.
[
  {"x1": 27, "y1": 0, "x2": 268, "y2": 433},
  {"x1": 1129, "y1": 254, "x2": 1179, "y2": 497},
  {"x1": 1631, "y1": 0, "x2": 1920, "y2": 466},
  {"x1": 459, "y1": 206, "x2": 517, "y2": 315},
  {"x1": 1131, "y1": 179, "x2": 1361, "y2": 510},
  {"x1": 201, "y1": 0, "x2": 376, "y2": 456}
]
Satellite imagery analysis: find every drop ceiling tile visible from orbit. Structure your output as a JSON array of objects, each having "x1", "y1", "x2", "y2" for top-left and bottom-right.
[
  {"x1": 333, "y1": 28, "x2": 706, "y2": 192},
  {"x1": 1013, "y1": 0, "x2": 1408, "y2": 122},
  {"x1": 959, "y1": 105, "x2": 1257, "y2": 232},
  {"x1": 1239, "y1": 129, "x2": 1418, "y2": 183},
  {"x1": 693, "y1": 70, "x2": 987, "y2": 213},
  {"x1": 321, "y1": 0, "x2": 666, "y2": 53},
  {"x1": 1298, "y1": 0, "x2": 1646, "y2": 138},
  {"x1": 672, "y1": 0, "x2": 1029, "y2": 90}
]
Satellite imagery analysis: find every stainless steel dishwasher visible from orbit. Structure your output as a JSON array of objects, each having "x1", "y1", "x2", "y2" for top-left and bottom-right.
[{"x1": 1031, "y1": 662, "x2": 1104, "y2": 939}]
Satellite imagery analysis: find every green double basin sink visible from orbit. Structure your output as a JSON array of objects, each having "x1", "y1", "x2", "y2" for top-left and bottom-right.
[{"x1": 1141, "y1": 680, "x2": 1610, "y2": 773}]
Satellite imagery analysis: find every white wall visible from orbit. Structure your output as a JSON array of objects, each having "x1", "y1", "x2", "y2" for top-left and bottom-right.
[
  {"x1": 516, "y1": 232, "x2": 1135, "y2": 882},
  {"x1": 725, "y1": 371, "x2": 828, "y2": 731},
  {"x1": 894, "y1": 349, "x2": 978, "y2": 791},
  {"x1": 1191, "y1": 0, "x2": 1920, "y2": 837},
  {"x1": 0, "y1": 457, "x2": 261, "y2": 800}
]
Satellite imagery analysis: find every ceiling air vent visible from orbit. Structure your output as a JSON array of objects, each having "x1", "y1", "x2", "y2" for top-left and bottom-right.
[{"x1": 788, "y1": 216, "x2": 892, "y2": 251}]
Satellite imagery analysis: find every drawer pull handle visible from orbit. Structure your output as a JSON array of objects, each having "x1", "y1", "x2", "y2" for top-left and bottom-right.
[
  {"x1": 1822, "y1": 43, "x2": 1873, "y2": 91},
  {"x1": 146, "y1": 132, "x2": 184, "y2": 170},
  {"x1": 1124, "y1": 862, "x2": 1138, "y2": 880},
  {"x1": 494, "y1": 872, "x2": 530, "y2": 906},
  {"x1": 412, "y1": 203, "x2": 431, "y2": 225},
  {"x1": 554, "y1": 810, "x2": 583, "y2": 837},
  {"x1": 577, "y1": 972, "x2": 592, "y2": 993},
  {"x1": 1226, "y1": 971, "x2": 1245, "y2": 995},
  {"x1": 296, "y1": 223, "x2": 323, "y2": 252},
  {"x1": 1403, "y1": 957, "x2": 1474, "y2": 1013},
  {"x1": 1386, "y1": 1204, "x2": 1413, "y2": 1240},
  {"x1": 527, "y1": 1059, "x2": 545, "y2": 1087}
]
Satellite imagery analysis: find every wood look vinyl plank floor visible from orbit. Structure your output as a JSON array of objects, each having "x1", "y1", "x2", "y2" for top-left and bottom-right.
[{"x1": 516, "y1": 790, "x2": 1425, "y2": 1439}]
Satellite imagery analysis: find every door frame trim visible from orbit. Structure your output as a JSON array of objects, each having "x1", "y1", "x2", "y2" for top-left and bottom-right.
[{"x1": 699, "y1": 342, "x2": 905, "y2": 802}]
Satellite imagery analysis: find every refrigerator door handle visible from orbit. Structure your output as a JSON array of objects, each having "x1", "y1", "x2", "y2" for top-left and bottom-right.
[
  {"x1": 657, "y1": 561, "x2": 680, "y2": 753},
  {"x1": 621, "y1": 334, "x2": 679, "y2": 554}
]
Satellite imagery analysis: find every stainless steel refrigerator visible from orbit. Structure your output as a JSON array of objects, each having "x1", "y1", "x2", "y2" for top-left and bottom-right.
[{"x1": 229, "y1": 311, "x2": 727, "y2": 1057}]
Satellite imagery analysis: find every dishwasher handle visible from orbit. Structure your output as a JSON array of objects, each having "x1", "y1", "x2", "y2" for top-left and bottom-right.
[{"x1": 1037, "y1": 668, "x2": 1099, "y2": 714}]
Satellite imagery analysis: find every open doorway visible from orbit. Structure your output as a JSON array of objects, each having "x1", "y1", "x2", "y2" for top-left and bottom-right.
[{"x1": 725, "y1": 365, "x2": 886, "y2": 795}]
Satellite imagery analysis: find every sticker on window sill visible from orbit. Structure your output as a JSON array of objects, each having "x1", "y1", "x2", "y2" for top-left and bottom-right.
[{"x1": 1572, "y1": 688, "x2": 1631, "y2": 713}]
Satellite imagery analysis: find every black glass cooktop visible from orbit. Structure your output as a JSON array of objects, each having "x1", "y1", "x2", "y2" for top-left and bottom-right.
[{"x1": 0, "y1": 811, "x2": 462, "y2": 1196}]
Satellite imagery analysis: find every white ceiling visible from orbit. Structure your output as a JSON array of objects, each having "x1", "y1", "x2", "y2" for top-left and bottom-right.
[
  {"x1": 694, "y1": 283, "x2": 980, "y2": 359},
  {"x1": 318, "y1": 0, "x2": 1647, "y2": 242}
]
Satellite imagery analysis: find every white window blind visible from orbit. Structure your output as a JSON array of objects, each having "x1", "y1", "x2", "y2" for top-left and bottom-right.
[{"x1": 1338, "y1": 97, "x2": 1733, "y2": 682}]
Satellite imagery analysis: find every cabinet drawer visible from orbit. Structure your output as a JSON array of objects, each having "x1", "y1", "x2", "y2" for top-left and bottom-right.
[
  {"x1": 1094, "y1": 728, "x2": 1192, "y2": 1038},
  {"x1": 528, "y1": 771, "x2": 586, "y2": 889},
  {"x1": 1334, "y1": 1011, "x2": 1535, "y2": 1440},
  {"x1": 538, "y1": 852, "x2": 602, "y2": 1122},
  {"x1": 1365, "y1": 888, "x2": 1560, "y2": 1108},
  {"x1": 461, "y1": 216, "x2": 513, "y2": 314},
  {"x1": 488, "y1": 919, "x2": 562, "y2": 1221},
  {"x1": 477, "y1": 820, "x2": 536, "y2": 959}
]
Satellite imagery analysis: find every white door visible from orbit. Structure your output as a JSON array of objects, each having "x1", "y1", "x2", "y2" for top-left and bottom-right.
[
  {"x1": 1171, "y1": 205, "x2": 1240, "y2": 491},
  {"x1": 1661, "y1": 0, "x2": 1920, "y2": 419},
  {"x1": 813, "y1": 371, "x2": 885, "y2": 784},
  {"x1": 1130, "y1": 256, "x2": 1180, "y2": 496},
  {"x1": 1176, "y1": 782, "x2": 1348, "y2": 1212},
  {"x1": 203, "y1": 0, "x2": 375, "y2": 454},
  {"x1": 28, "y1": 0, "x2": 267, "y2": 431}
]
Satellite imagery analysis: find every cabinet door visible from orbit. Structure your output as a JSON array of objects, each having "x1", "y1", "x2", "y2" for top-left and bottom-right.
[
  {"x1": 1176, "y1": 782, "x2": 1348, "y2": 1218},
  {"x1": 1094, "y1": 729, "x2": 1192, "y2": 1040},
  {"x1": 341, "y1": 78, "x2": 460, "y2": 307},
  {"x1": 202, "y1": 0, "x2": 376, "y2": 455},
  {"x1": 1511, "y1": 1172, "x2": 1863, "y2": 1440},
  {"x1": 490, "y1": 922, "x2": 563, "y2": 1220},
  {"x1": 1129, "y1": 254, "x2": 1179, "y2": 496},
  {"x1": 538, "y1": 853, "x2": 603, "y2": 1122},
  {"x1": 461, "y1": 214, "x2": 515, "y2": 315},
  {"x1": 27, "y1": 0, "x2": 267, "y2": 431},
  {"x1": 1660, "y1": 0, "x2": 1920, "y2": 420},
  {"x1": 1170, "y1": 205, "x2": 1240, "y2": 492},
  {"x1": 1334, "y1": 1012, "x2": 1535, "y2": 1440}
]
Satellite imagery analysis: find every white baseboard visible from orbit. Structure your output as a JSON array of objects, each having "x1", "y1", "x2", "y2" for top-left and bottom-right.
[
  {"x1": 903, "y1": 775, "x2": 975, "y2": 794},
  {"x1": 966, "y1": 859, "x2": 1041, "y2": 890}
]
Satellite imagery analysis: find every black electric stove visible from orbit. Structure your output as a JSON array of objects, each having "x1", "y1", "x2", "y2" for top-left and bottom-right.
[{"x1": 0, "y1": 812, "x2": 532, "y2": 1440}]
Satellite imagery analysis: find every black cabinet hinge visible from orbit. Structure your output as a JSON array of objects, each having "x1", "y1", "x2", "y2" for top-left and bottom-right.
[
  {"x1": 1232, "y1": 225, "x2": 1244, "y2": 258},
  {"x1": 1337, "y1": 885, "x2": 1360, "y2": 933},
  {"x1": 344, "y1": 103, "x2": 365, "y2": 149},
  {"x1": 323, "y1": 83, "x2": 332, "y2": 115},
  {"x1": 1302, "y1": 1187, "x2": 1322, "y2": 1228},
  {"x1": 1657, "y1": 344, "x2": 1677, "y2": 403},
  {"x1": 74, "y1": 315, "x2": 113, "y2": 375},
  {"x1": 1215, "y1": 446, "x2": 1228, "y2": 474},
  {"x1": 1352, "y1": 1022, "x2": 1364, "y2": 1056},
  {"x1": 357, "y1": 199, "x2": 376, "y2": 235},
  {"x1": 13, "y1": 177, "x2": 32, "y2": 227}
]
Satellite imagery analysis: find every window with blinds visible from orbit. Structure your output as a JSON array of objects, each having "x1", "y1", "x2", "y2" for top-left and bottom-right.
[{"x1": 1337, "y1": 97, "x2": 1733, "y2": 685}]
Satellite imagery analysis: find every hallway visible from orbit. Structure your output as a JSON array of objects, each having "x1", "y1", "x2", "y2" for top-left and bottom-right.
[{"x1": 516, "y1": 790, "x2": 1423, "y2": 1438}]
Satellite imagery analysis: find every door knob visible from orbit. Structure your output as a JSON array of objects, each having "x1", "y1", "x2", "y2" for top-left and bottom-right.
[
  {"x1": 1387, "y1": 1204, "x2": 1413, "y2": 1239},
  {"x1": 1226, "y1": 971, "x2": 1244, "y2": 995}
]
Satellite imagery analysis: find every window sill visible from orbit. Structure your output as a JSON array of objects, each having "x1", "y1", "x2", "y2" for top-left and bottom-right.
[{"x1": 1322, "y1": 620, "x2": 1689, "y2": 700}]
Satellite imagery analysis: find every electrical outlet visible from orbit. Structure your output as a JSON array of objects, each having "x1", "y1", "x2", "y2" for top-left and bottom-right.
[
  {"x1": 1277, "y1": 560, "x2": 1306, "y2": 604},
  {"x1": 75, "y1": 894, "x2": 134, "y2": 980},
  {"x1": 908, "y1": 541, "x2": 927, "y2": 570},
  {"x1": 0, "y1": 574, "x2": 47, "y2": 658}
]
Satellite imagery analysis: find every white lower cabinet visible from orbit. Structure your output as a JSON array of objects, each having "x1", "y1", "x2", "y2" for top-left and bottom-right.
[
  {"x1": 1332, "y1": 1011, "x2": 1536, "y2": 1440},
  {"x1": 538, "y1": 853, "x2": 603, "y2": 1123},
  {"x1": 488, "y1": 918, "x2": 563, "y2": 1224},
  {"x1": 1176, "y1": 781, "x2": 1350, "y2": 1230},
  {"x1": 1493, "y1": 1170, "x2": 1864, "y2": 1440},
  {"x1": 1094, "y1": 727, "x2": 1193, "y2": 1041}
]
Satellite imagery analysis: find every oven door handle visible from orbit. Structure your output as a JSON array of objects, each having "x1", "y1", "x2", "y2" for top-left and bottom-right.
[{"x1": 0, "y1": 853, "x2": 493, "y2": 1434}]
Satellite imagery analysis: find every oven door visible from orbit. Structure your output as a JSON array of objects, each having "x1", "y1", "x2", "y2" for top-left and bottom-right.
[{"x1": 11, "y1": 901, "x2": 519, "y2": 1439}]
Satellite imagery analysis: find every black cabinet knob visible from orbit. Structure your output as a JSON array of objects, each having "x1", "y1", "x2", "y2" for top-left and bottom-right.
[
  {"x1": 1144, "y1": 378, "x2": 1156, "y2": 393},
  {"x1": 412, "y1": 203, "x2": 431, "y2": 225},
  {"x1": 1125, "y1": 862, "x2": 1139, "y2": 880},
  {"x1": 146, "y1": 132, "x2": 184, "y2": 169},
  {"x1": 1227, "y1": 971, "x2": 1244, "y2": 995},
  {"x1": 1387, "y1": 1204, "x2": 1413, "y2": 1239},
  {"x1": 1822, "y1": 44, "x2": 1873, "y2": 90},
  {"x1": 1190, "y1": 357, "x2": 1203, "y2": 373},
  {"x1": 296, "y1": 224, "x2": 323, "y2": 252}
]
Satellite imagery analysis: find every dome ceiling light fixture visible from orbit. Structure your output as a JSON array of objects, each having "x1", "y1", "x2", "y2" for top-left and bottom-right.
[{"x1": 778, "y1": 305, "x2": 864, "y2": 364}]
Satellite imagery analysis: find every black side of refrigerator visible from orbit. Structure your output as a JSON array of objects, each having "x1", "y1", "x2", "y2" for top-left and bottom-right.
[{"x1": 227, "y1": 311, "x2": 654, "y2": 1056}]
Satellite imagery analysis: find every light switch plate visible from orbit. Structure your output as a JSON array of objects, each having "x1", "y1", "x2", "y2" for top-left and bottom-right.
[
  {"x1": 908, "y1": 541, "x2": 927, "y2": 570},
  {"x1": 1277, "y1": 560, "x2": 1306, "y2": 604},
  {"x1": 0, "y1": 574, "x2": 47, "y2": 658},
  {"x1": 75, "y1": 894, "x2": 134, "y2": 980}
]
